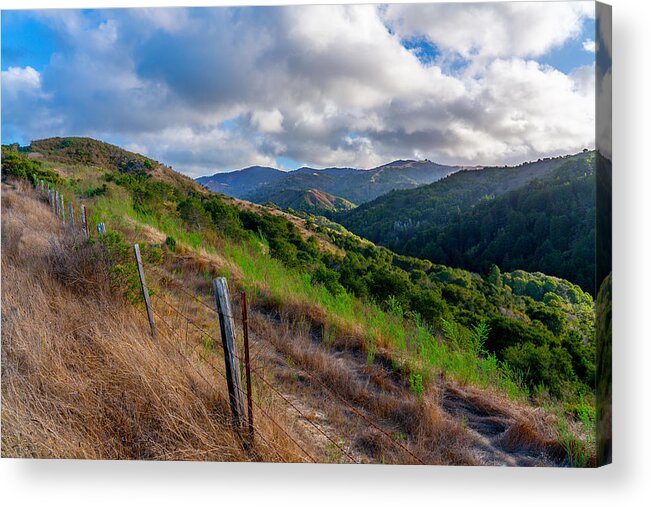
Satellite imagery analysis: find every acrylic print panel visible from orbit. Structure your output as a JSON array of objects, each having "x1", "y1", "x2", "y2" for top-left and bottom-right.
[{"x1": 0, "y1": 1, "x2": 611, "y2": 467}]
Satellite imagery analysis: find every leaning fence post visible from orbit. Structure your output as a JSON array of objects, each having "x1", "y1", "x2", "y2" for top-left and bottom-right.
[
  {"x1": 241, "y1": 291, "x2": 255, "y2": 444},
  {"x1": 213, "y1": 277, "x2": 245, "y2": 430},
  {"x1": 133, "y1": 244, "x2": 157, "y2": 339}
]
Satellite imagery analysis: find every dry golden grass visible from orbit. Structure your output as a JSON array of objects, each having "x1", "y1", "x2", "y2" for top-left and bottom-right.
[
  {"x1": 129, "y1": 218, "x2": 567, "y2": 466},
  {"x1": 0, "y1": 181, "x2": 304, "y2": 461},
  {"x1": 1, "y1": 180, "x2": 568, "y2": 466}
]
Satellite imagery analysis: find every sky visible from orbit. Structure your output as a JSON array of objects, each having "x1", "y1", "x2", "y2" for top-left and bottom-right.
[{"x1": 1, "y1": 2, "x2": 598, "y2": 177}]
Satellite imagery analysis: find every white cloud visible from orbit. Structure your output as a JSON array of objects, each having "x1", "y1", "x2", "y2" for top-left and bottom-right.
[
  {"x1": 130, "y1": 126, "x2": 277, "y2": 178},
  {"x1": 583, "y1": 39, "x2": 596, "y2": 53},
  {"x1": 251, "y1": 109, "x2": 284, "y2": 134},
  {"x1": 1, "y1": 66, "x2": 42, "y2": 95},
  {"x1": 1, "y1": 66, "x2": 61, "y2": 142},
  {"x1": 383, "y1": 2, "x2": 595, "y2": 63},
  {"x1": 596, "y1": 3, "x2": 612, "y2": 160},
  {"x1": 596, "y1": 69, "x2": 612, "y2": 159},
  {"x1": 2, "y1": 4, "x2": 597, "y2": 172}
]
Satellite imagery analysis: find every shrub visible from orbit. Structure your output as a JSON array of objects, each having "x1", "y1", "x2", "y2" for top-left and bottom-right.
[{"x1": 1, "y1": 148, "x2": 62, "y2": 185}]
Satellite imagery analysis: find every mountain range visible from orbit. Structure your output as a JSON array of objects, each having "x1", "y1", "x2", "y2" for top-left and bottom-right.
[
  {"x1": 196, "y1": 159, "x2": 462, "y2": 210},
  {"x1": 196, "y1": 150, "x2": 597, "y2": 292}
]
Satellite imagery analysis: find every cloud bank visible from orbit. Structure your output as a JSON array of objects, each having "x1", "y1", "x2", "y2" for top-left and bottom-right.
[{"x1": 2, "y1": 3, "x2": 596, "y2": 176}]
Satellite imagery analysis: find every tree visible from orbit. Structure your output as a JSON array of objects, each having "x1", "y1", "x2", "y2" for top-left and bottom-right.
[
  {"x1": 488, "y1": 264, "x2": 503, "y2": 289},
  {"x1": 177, "y1": 197, "x2": 212, "y2": 231}
]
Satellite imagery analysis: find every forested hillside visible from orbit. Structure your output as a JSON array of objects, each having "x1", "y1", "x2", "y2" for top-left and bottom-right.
[{"x1": 337, "y1": 152, "x2": 596, "y2": 293}]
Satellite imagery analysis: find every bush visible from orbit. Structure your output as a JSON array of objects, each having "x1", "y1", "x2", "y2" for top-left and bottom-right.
[{"x1": 1, "y1": 148, "x2": 61, "y2": 185}]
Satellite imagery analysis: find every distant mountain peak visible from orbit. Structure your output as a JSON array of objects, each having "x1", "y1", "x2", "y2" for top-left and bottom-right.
[{"x1": 195, "y1": 158, "x2": 460, "y2": 204}]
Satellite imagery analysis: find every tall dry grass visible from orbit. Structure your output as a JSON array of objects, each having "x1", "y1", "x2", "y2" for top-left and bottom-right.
[
  {"x1": 0, "y1": 180, "x2": 568, "y2": 465},
  {"x1": 0, "y1": 181, "x2": 300, "y2": 461},
  {"x1": 147, "y1": 228, "x2": 567, "y2": 466}
]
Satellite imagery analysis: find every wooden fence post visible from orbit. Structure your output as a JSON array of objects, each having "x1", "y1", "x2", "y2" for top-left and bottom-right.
[
  {"x1": 133, "y1": 244, "x2": 157, "y2": 339},
  {"x1": 59, "y1": 194, "x2": 65, "y2": 222},
  {"x1": 68, "y1": 201, "x2": 74, "y2": 228},
  {"x1": 213, "y1": 277, "x2": 245, "y2": 430},
  {"x1": 54, "y1": 191, "x2": 60, "y2": 217},
  {"x1": 81, "y1": 205, "x2": 89, "y2": 239}
]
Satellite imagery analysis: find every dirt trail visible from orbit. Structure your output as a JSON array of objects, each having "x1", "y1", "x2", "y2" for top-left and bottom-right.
[
  {"x1": 439, "y1": 387, "x2": 559, "y2": 466},
  {"x1": 246, "y1": 308, "x2": 565, "y2": 466}
]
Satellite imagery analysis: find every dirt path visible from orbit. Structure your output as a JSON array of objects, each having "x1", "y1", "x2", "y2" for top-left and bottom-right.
[
  {"x1": 439, "y1": 387, "x2": 560, "y2": 466},
  {"x1": 246, "y1": 308, "x2": 565, "y2": 466}
]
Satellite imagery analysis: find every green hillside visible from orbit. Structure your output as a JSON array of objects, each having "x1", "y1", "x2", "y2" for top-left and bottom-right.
[
  {"x1": 337, "y1": 152, "x2": 596, "y2": 293},
  {"x1": 5, "y1": 137, "x2": 594, "y2": 406},
  {"x1": 30, "y1": 137, "x2": 160, "y2": 174},
  {"x1": 196, "y1": 165, "x2": 285, "y2": 196},
  {"x1": 2, "y1": 138, "x2": 598, "y2": 465}
]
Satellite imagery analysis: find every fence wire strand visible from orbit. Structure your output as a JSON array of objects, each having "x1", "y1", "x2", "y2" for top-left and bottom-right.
[
  {"x1": 152, "y1": 293, "x2": 358, "y2": 463},
  {"x1": 150, "y1": 302, "x2": 318, "y2": 463},
  {"x1": 150, "y1": 305, "x2": 290, "y2": 464},
  {"x1": 44, "y1": 181, "x2": 419, "y2": 466}
]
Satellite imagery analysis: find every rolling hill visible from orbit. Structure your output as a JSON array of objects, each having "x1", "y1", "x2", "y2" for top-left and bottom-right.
[
  {"x1": 336, "y1": 152, "x2": 597, "y2": 293},
  {"x1": 262, "y1": 188, "x2": 356, "y2": 213},
  {"x1": 195, "y1": 165, "x2": 286, "y2": 197}
]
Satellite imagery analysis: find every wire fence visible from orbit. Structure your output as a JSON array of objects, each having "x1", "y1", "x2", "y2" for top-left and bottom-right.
[
  {"x1": 150, "y1": 292, "x2": 353, "y2": 463},
  {"x1": 39, "y1": 179, "x2": 425, "y2": 466}
]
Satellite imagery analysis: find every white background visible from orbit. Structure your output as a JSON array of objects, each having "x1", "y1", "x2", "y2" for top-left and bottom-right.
[{"x1": 0, "y1": 0, "x2": 649, "y2": 505}]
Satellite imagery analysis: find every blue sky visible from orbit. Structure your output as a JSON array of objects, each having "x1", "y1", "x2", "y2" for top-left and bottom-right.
[
  {"x1": 539, "y1": 17, "x2": 596, "y2": 73},
  {"x1": 1, "y1": 3, "x2": 598, "y2": 176},
  {"x1": 2, "y1": 13, "x2": 58, "y2": 71}
]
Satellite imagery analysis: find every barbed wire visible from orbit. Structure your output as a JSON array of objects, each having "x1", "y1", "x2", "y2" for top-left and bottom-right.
[
  {"x1": 150, "y1": 305, "x2": 289, "y2": 464},
  {"x1": 281, "y1": 356, "x2": 427, "y2": 465},
  {"x1": 151, "y1": 292, "x2": 357, "y2": 463},
  {"x1": 43, "y1": 181, "x2": 419, "y2": 465},
  {"x1": 151, "y1": 293, "x2": 358, "y2": 463},
  {"x1": 152, "y1": 290, "x2": 414, "y2": 464}
]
